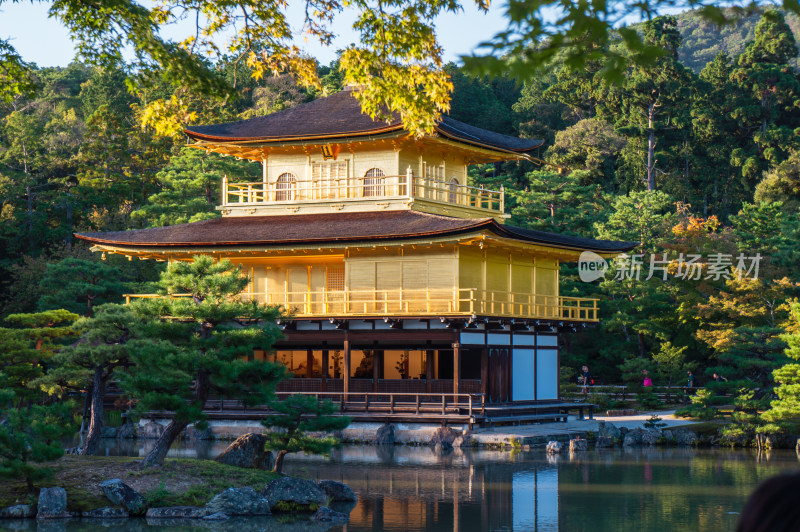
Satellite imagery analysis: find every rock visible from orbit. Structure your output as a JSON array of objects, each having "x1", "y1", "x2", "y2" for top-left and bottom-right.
[
  {"x1": 545, "y1": 441, "x2": 564, "y2": 454},
  {"x1": 0, "y1": 504, "x2": 35, "y2": 518},
  {"x1": 672, "y1": 428, "x2": 698, "y2": 447},
  {"x1": 765, "y1": 433, "x2": 796, "y2": 449},
  {"x1": 205, "y1": 487, "x2": 270, "y2": 516},
  {"x1": 429, "y1": 427, "x2": 459, "y2": 449},
  {"x1": 262, "y1": 477, "x2": 328, "y2": 512},
  {"x1": 595, "y1": 436, "x2": 616, "y2": 448},
  {"x1": 82, "y1": 507, "x2": 128, "y2": 518},
  {"x1": 146, "y1": 506, "x2": 210, "y2": 519},
  {"x1": 100, "y1": 427, "x2": 117, "y2": 438},
  {"x1": 569, "y1": 438, "x2": 588, "y2": 452},
  {"x1": 37, "y1": 487, "x2": 70, "y2": 519},
  {"x1": 311, "y1": 506, "x2": 349, "y2": 522},
  {"x1": 598, "y1": 421, "x2": 621, "y2": 441},
  {"x1": 214, "y1": 433, "x2": 271, "y2": 469},
  {"x1": 184, "y1": 425, "x2": 215, "y2": 441},
  {"x1": 318, "y1": 480, "x2": 357, "y2": 503},
  {"x1": 139, "y1": 421, "x2": 164, "y2": 439},
  {"x1": 662, "y1": 430, "x2": 674, "y2": 442},
  {"x1": 642, "y1": 429, "x2": 661, "y2": 446},
  {"x1": 116, "y1": 422, "x2": 136, "y2": 440},
  {"x1": 373, "y1": 423, "x2": 395, "y2": 445},
  {"x1": 203, "y1": 512, "x2": 230, "y2": 520},
  {"x1": 623, "y1": 429, "x2": 643, "y2": 447},
  {"x1": 99, "y1": 479, "x2": 147, "y2": 515}
]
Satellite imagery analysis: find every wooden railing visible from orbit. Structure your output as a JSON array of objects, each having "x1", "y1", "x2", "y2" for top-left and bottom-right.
[
  {"x1": 124, "y1": 288, "x2": 599, "y2": 321},
  {"x1": 206, "y1": 391, "x2": 486, "y2": 418},
  {"x1": 222, "y1": 168, "x2": 504, "y2": 216}
]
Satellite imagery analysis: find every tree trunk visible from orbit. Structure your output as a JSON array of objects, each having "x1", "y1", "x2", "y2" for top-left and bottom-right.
[
  {"x1": 81, "y1": 366, "x2": 105, "y2": 455},
  {"x1": 646, "y1": 126, "x2": 656, "y2": 191},
  {"x1": 272, "y1": 450, "x2": 289, "y2": 474},
  {"x1": 139, "y1": 419, "x2": 189, "y2": 468}
]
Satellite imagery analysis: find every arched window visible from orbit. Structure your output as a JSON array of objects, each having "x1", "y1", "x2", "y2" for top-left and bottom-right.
[
  {"x1": 363, "y1": 168, "x2": 385, "y2": 197},
  {"x1": 275, "y1": 172, "x2": 296, "y2": 201},
  {"x1": 448, "y1": 178, "x2": 460, "y2": 204}
]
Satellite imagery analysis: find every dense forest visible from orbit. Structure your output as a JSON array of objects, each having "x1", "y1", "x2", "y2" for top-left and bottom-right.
[{"x1": 2, "y1": 8, "x2": 800, "y2": 439}]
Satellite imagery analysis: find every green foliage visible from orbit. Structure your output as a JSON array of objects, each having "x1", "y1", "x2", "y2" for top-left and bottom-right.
[
  {"x1": 37, "y1": 258, "x2": 125, "y2": 317},
  {"x1": 0, "y1": 393, "x2": 77, "y2": 492},
  {"x1": 643, "y1": 414, "x2": 667, "y2": 429},
  {"x1": 261, "y1": 394, "x2": 351, "y2": 474},
  {"x1": 120, "y1": 255, "x2": 285, "y2": 465},
  {"x1": 130, "y1": 147, "x2": 259, "y2": 228}
]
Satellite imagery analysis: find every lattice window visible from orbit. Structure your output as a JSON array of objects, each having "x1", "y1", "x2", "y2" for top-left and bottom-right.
[
  {"x1": 311, "y1": 161, "x2": 348, "y2": 199},
  {"x1": 448, "y1": 177, "x2": 459, "y2": 203},
  {"x1": 423, "y1": 162, "x2": 444, "y2": 181},
  {"x1": 363, "y1": 167, "x2": 385, "y2": 197},
  {"x1": 326, "y1": 266, "x2": 345, "y2": 292},
  {"x1": 275, "y1": 172, "x2": 296, "y2": 201}
]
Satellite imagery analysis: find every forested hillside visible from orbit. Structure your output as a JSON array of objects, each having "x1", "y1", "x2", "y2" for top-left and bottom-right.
[
  {"x1": 676, "y1": 9, "x2": 800, "y2": 72},
  {"x1": 1, "y1": 8, "x2": 800, "y2": 435}
]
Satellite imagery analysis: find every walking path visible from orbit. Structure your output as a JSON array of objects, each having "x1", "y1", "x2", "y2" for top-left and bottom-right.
[{"x1": 470, "y1": 410, "x2": 696, "y2": 447}]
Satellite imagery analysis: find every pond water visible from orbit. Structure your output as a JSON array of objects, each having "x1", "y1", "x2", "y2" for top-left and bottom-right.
[{"x1": 5, "y1": 441, "x2": 800, "y2": 531}]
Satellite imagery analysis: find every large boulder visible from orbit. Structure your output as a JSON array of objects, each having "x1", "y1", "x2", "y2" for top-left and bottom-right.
[
  {"x1": 623, "y1": 429, "x2": 644, "y2": 447},
  {"x1": 597, "y1": 421, "x2": 621, "y2": 441},
  {"x1": 146, "y1": 506, "x2": 210, "y2": 519},
  {"x1": 311, "y1": 506, "x2": 349, "y2": 523},
  {"x1": 99, "y1": 479, "x2": 147, "y2": 515},
  {"x1": 642, "y1": 429, "x2": 661, "y2": 446},
  {"x1": 204, "y1": 487, "x2": 270, "y2": 516},
  {"x1": 184, "y1": 425, "x2": 215, "y2": 441},
  {"x1": 673, "y1": 428, "x2": 698, "y2": 447},
  {"x1": 429, "y1": 427, "x2": 459, "y2": 449},
  {"x1": 214, "y1": 433, "x2": 271, "y2": 469},
  {"x1": 545, "y1": 441, "x2": 564, "y2": 454},
  {"x1": 262, "y1": 477, "x2": 328, "y2": 512},
  {"x1": 0, "y1": 504, "x2": 35, "y2": 518},
  {"x1": 373, "y1": 423, "x2": 395, "y2": 445},
  {"x1": 595, "y1": 436, "x2": 616, "y2": 449},
  {"x1": 81, "y1": 507, "x2": 129, "y2": 519},
  {"x1": 318, "y1": 480, "x2": 357, "y2": 503},
  {"x1": 569, "y1": 438, "x2": 588, "y2": 452},
  {"x1": 139, "y1": 421, "x2": 164, "y2": 439},
  {"x1": 37, "y1": 487, "x2": 70, "y2": 519},
  {"x1": 116, "y1": 422, "x2": 136, "y2": 440}
]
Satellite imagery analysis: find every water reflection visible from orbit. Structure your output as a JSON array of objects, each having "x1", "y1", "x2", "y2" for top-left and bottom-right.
[{"x1": 27, "y1": 441, "x2": 800, "y2": 531}]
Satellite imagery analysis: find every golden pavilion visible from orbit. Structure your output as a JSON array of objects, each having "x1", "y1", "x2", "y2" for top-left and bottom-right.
[{"x1": 77, "y1": 87, "x2": 636, "y2": 425}]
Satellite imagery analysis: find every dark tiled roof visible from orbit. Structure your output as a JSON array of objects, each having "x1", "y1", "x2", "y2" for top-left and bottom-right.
[
  {"x1": 184, "y1": 89, "x2": 543, "y2": 154},
  {"x1": 75, "y1": 211, "x2": 638, "y2": 253}
]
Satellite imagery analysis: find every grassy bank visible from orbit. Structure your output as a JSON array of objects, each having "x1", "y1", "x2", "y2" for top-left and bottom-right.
[{"x1": 0, "y1": 456, "x2": 278, "y2": 512}]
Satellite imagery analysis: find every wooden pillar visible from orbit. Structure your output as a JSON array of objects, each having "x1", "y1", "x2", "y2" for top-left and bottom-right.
[
  {"x1": 425, "y1": 349, "x2": 434, "y2": 394},
  {"x1": 343, "y1": 334, "x2": 351, "y2": 399},
  {"x1": 480, "y1": 348, "x2": 488, "y2": 400},
  {"x1": 453, "y1": 343, "x2": 461, "y2": 397},
  {"x1": 306, "y1": 349, "x2": 313, "y2": 378},
  {"x1": 373, "y1": 349, "x2": 381, "y2": 393},
  {"x1": 321, "y1": 350, "x2": 329, "y2": 392}
]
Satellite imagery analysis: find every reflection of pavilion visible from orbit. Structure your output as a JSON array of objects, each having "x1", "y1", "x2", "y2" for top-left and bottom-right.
[
  {"x1": 288, "y1": 446, "x2": 559, "y2": 531},
  {"x1": 78, "y1": 88, "x2": 636, "y2": 426}
]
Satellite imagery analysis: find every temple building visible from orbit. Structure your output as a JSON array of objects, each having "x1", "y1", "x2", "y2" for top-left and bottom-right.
[{"x1": 76, "y1": 87, "x2": 636, "y2": 425}]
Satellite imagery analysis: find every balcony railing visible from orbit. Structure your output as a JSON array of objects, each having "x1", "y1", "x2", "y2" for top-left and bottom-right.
[
  {"x1": 222, "y1": 169, "x2": 504, "y2": 215},
  {"x1": 124, "y1": 289, "x2": 598, "y2": 322}
]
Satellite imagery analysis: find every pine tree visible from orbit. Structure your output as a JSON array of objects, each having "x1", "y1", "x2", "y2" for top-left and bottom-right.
[
  {"x1": 0, "y1": 310, "x2": 79, "y2": 491},
  {"x1": 38, "y1": 304, "x2": 138, "y2": 455},
  {"x1": 37, "y1": 258, "x2": 125, "y2": 317},
  {"x1": 261, "y1": 395, "x2": 350, "y2": 474},
  {"x1": 121, "y1": 255, "x2": 285, "y2": 468},
  {"x1": 762, "y1": 303, "x2": 800, "y2": 433}
]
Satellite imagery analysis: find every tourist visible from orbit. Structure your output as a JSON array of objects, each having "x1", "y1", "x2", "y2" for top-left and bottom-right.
[
  {"x1": 737, "y1": 472, "x2": 800, "y2": 532},
  {"x1": 642, "y1": 369, "x2": 653, "y2": 387},
  {"x1": 581, "y1": 365, "x2": 591, "y2": 394},
  {"x1": 686, "y1": 371, "x2": 696, "y2": 388},
  {"x1": 713, "y1": 373, "x2": 728, "y2": 382}
]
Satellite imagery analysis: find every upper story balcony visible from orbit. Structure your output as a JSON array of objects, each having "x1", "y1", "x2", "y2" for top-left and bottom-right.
[{"x1": 219, "y1": 168, "x2": 505, "y2": 219}]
